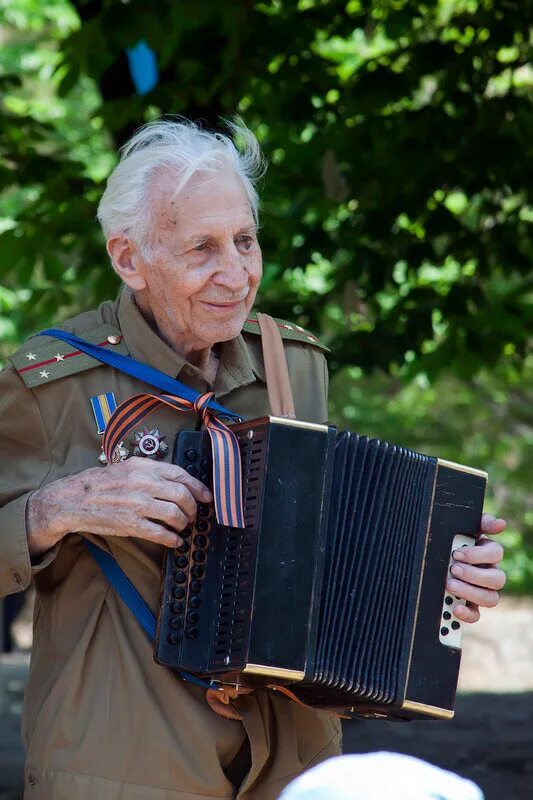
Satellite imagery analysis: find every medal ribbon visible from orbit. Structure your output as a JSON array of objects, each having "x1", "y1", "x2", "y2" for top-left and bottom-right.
[{"x1": 103, "y1": 391, "x2": 245, "y2": 529}]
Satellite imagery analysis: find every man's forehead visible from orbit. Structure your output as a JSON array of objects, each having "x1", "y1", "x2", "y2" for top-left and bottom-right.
[{"x1": 152, "y1": 169, "x2": 254, "y2": 229}]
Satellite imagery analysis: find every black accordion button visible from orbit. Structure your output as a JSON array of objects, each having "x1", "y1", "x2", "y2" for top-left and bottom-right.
[
  {"x1": 185, "y1": 449, "x2": 197, "y2": 462},
  {"x1": 192, "y1": 551, "x2": 207, "y2": 564},
  {"x1": 171, "y1": 601, "x2": 185, "y2": 614},
  {"x1": 181, "y1": 525, "x2": 192, "y2": 538},
  {"x1": 451, "y1": 621, "x2": 460, "y2": 630},
  {"x1": 200, "y1": 458, "x2": 210, "y2": 469},
  {"x1": 173, "y1": 570, "x2": 188, "y2": 584},
  {"x1": 443, "y1": 611, "x2": 452, "y2": 621},
  {"x1": 172, "y1": 587, "x2": 186, "y2": 600},
  {"x1": 189, "y1": 596, "x2": 201, "y2": 609},
  {"x1": 191, "y1": 565, "x2": 204, "y2": 579},
  {"x1": 175, "y1": 555, "x2": 189, "y2": 569},
  {"x1": 195, "y1": 519, "x2": 209, "y2": 532},
  {"x1": 197, "y1": 504, "x2": 210, "y2": 518},
  {"x1": 187, "y1": 611, "x2": 200, "y2": 624},
  {"x1": 193, "y1": 534, "x2": 208, "y2": 549},
  {"x1": 200, "y1": 473, "x2": 210, "y2": 484},
  {"x1": 440, "y1": 626, "x2": 449, "y2": 636},
  {"x1": 169, "y1": 617, "x2": 183, "y2": 630},
  {"x1": 190, "y1": 580, "x2": 202, "y2": 593},
  {"x1": 185, "y1": 626, "x2": 199, "y2": 639},
  {"x1": 177, "y1": 541, "x2": 190, "y2": 553},
  {"x1": 444, "y1": 596, "x2": 453, "y2": 606},
  {"x1": 186, "y1": 464, "x2": 197, "y2": 476},
  {"x1": 167, "y1": 632, "x2": 181, "y2": 645}
]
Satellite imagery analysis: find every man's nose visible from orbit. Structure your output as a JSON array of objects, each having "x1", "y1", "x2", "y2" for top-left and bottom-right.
[{"x1": 212, "y1": 245, "x2": 249, "y2": 291}]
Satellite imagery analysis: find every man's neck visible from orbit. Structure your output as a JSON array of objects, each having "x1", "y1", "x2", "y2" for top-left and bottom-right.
[{"x1": 134, "y1": 293, "x2": 219, "y2": 382}]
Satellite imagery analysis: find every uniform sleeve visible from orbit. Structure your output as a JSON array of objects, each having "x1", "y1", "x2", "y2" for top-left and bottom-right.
[{"x1": 0, "y1": 365, "x2": 56, "y2": 597}]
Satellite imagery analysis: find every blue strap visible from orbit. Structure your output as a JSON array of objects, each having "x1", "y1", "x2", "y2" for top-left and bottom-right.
[
  {"x1": 85, "y1": 541, "x2": 217, "y2": 691},
  {"x1": 37, "y1": 329, "x2": 242, "y2": 423}
]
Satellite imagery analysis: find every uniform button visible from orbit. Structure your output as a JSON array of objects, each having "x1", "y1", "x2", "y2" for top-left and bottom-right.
[
  {"x1": 27, "y1": 775, "x2": 37, "y2": 786},
  {"x1": 11, "y1": 571, "x2": 21, "y2": 584},
  {"x1": 107, "y1": 334, "x2": 121, "y2": 345}
]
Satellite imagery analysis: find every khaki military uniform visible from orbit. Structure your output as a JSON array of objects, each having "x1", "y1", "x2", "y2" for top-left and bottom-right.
[{"x1": 0, "y1": 288, "x2": 342, "y2": 800}]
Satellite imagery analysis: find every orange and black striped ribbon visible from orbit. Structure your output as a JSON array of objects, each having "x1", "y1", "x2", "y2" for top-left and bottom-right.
[{"x1": 102, "y1": 391, "x2": 245, "y2": 529}]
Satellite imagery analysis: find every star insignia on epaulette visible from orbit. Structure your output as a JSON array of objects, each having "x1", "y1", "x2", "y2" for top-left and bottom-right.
[
  {"x1": 39, "y1": 370, "x2": 50, "y2": 379},
  {"x1": 25, "y1": 352, "x2": 37, "y2": 361},
  {"x1": 55, "y1": 353, "x2": 65, "y2": 362}
]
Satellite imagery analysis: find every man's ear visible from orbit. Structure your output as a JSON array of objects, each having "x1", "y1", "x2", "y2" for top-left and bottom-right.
[{"x1": 107, "y1": 235, "x2": 148, "y2": 291}]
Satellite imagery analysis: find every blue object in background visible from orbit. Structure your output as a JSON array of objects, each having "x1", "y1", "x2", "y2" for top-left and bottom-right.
[{"x1": 126, "y1": 40, "x2": 159, "y2": 95}]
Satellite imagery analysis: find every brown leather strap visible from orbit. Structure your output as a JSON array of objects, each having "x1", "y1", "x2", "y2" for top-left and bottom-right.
[{"x1": 256, "y1": 312, "x2": 296, "y2": 419}]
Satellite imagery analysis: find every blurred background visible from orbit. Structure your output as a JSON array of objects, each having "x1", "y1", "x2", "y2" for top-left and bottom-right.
[{"x1": 0, "y1": 1, "x2": 531, "y2": 798}]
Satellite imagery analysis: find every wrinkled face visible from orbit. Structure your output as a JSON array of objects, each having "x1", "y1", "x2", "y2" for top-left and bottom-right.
[{"x1": 134, "y1": 169, "x2": 262, "y2": 349}]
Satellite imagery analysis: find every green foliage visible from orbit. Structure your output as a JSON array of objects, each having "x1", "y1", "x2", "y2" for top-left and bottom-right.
[{"x1": 0, "y1": 0, "x2": 532, "y2": 587}]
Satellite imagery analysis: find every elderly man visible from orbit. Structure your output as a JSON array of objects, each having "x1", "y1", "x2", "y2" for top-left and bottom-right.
[{"x1": 0, "y1": 119, "x2": 506, "y2": 800}]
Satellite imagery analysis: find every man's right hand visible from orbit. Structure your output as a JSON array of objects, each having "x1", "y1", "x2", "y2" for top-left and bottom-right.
[{"x1": 26, "y1": 457, "x2": 213, "y2": 557}]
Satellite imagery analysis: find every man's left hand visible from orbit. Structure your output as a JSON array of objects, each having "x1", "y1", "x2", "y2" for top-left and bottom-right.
[{"x1": 449, "y1": 513, "x2": 507, "y2": 624}]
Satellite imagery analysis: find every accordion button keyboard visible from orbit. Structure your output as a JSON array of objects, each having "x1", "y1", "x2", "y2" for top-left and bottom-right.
[
  {"x1": 177, "y1": 541, "x2": 190, "y2": 553},
  {"x1": 175, "y1": 556, "x2": 189, "y2": 569},
  {"x1": 185, "y1": 449, "x2": 197, "y2": 461},
  {"x1": 169, "y1": 617, "x2": 183, "y2": 630},
  {"x1": 187, "y1": 611, "x2": 199, "y2": 624},
  {"x1": 167, "y1": 632, "x2": 181, "y2": 645},
  {"x1": 186, "y1": 464, "x2": 197, "y2": 476},
  {"x1": 190, "y1": 580, "x2": 202, "y2": 593},
  {"x1": 197, "y1": 504, "x2": 210, "y2": 517},
  {"x1": 172, "y1": 587, "x2": 186, "y2": 600},
  {"x1": 191, "y1": 565, "x2": 204, "y2": 579},
  {"x1": 171, "y1": 601, "x2": 184, "y2": 614},
  {"x1": 173, "y1": 570, "x2": 188, "y2": 584},
  {"x1": 193, "y1": 534, "x2": 208, "y2": 548},
  {"x1": 192, "y1": 551, "x2": 207, "y2": 564},
  {"x1": 194, "y1": 519, "x2": 209, "y2": 532},
  {"x1": 185, "y1": 627, "x2": 199, "y2": 639},
  {"x1": 189, "y1": 596, "x2": 201, "y2": 609},
  {"x1": 439, "y1": 533, "x2": 475, "y2": 648}
]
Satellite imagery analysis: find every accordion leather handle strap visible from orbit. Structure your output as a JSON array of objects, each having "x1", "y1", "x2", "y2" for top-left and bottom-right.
[{"x1": 256, "y1": 312, "x2": 296, "y2": 419}]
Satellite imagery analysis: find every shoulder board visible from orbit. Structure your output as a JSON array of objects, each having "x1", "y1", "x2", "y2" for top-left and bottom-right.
[
  {"x1": 8, "y1": 323, "x2": 129, "y2": 389},
  {"x1": 242, "y1": 311, "x2": 329, "y2": 352}
]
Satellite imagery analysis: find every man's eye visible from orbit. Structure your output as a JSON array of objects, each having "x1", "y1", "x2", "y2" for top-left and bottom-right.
[
  {"x1": 194, "y1": 242, "x2": 208, "y2": 251},
  {"x1": 238, "y1": 236, "x2": 253, "y2": 250}
]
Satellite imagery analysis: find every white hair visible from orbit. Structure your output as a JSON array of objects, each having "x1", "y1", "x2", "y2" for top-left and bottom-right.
[{"x1": 97, "y1": 116, "x2": 266, "y2": 256}]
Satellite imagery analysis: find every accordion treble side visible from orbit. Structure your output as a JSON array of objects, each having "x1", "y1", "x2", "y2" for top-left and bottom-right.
[{"x1": 155, "y1": 417, "x2": 487, "y2": 721}]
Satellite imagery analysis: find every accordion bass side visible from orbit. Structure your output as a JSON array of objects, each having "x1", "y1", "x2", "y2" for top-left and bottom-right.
[{"x1": 155, "y1": 417, "x2": 487, "y2": 721}]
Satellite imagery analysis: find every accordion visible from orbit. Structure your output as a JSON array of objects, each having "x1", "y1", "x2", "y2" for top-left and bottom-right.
[{"x1": 155, "y1": 417, "x2": 487, "y2": 720}]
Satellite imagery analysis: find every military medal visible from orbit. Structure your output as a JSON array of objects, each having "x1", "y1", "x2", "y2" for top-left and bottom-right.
[
  {"x1": 91, "y1": 392, "x2": 130, "y2": 464},
  {"x1": 99, "y1": 442, "x2": 130, "y2": 465},
  {"x1": 91, "y1": 392, "x2": 118, "y2": 435},
  {"x1": 132, "y1": 427, "x2": 168, "y2": 459}
]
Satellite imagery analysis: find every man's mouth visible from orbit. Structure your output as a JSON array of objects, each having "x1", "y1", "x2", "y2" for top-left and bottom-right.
[{"x1": 200, "y1": 299, "x2": 245, "y2": 311}]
